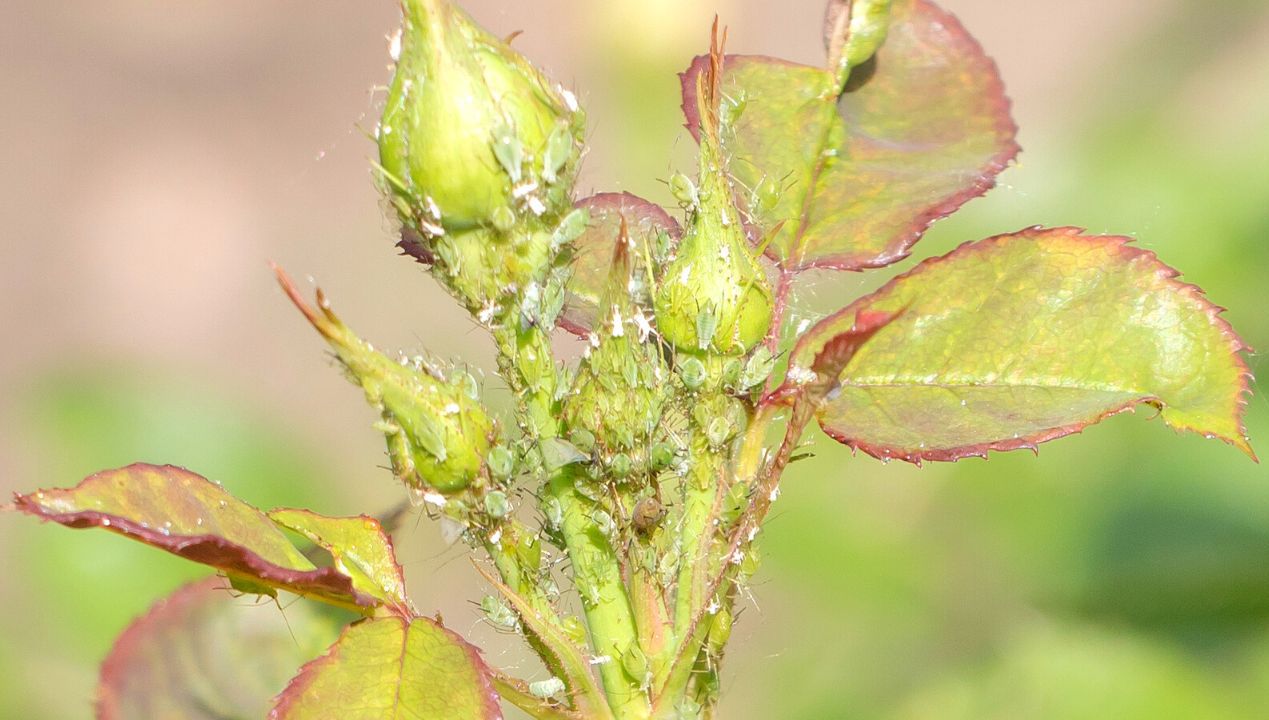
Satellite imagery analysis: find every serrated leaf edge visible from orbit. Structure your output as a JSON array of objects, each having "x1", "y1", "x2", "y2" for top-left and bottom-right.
[
  {"x1": 818, "y1": 226, "x2": 1255, "y2": 463},
  {"x1": 12, "y1": 463, "x2": 382, "y2": 611},
  {"x1": 679, "y1": 0, "x2": 1022, "y2": 272}
]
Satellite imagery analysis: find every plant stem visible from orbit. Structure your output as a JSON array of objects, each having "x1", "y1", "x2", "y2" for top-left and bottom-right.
[
  {"x1": 546, "y1": 470, "x2": 647, "y2": 718},
  {"x1": 672, "y1": 439, "x2": 722, "y2": 636},
  {"x1": 494, "y1": 318, "x2": 649, "y2": 719},
  {"x1": 491, "y1": 666, "x2": 586, "y2": 720}
]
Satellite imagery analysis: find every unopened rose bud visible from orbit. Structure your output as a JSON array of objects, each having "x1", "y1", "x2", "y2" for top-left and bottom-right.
[
  {"x1": 563, "y1": 230, "x2": 667, "y2": 466},
  {"x1": 379, "y1": 0, "x2": 584, "y2": 236},
  {"x1": 824, "y1": 0, "x2": 893, "y2": 86},
  {"x1": 276, "y1": 267, "x2": 494, "y2": 494},
  {"x1": 654, "y1": 41, "x2": 772, "y2": 356}
]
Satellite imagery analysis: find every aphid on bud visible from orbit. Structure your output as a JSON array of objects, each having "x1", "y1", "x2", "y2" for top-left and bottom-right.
[
  {"x1": 608, "y1": 452, "x2": 633, "y2": 480},
  {"x1": 632, "y1": 497, "x2": 666, "y2": 534},
  {"x1": 738, "y1": 347, "x2": 776, "y2": 391},
  {"x1": 569, "y1": 428, "x2": 597, "y2": 454},
  {"x1": 721, "y1": 357, "x2": 743, "y2": 388},
  {"x1": 543, "y1": 496, "x2": 564, "y2": 531},
  {"x1": 706, "y1": 416, "x2": 735, "y2": 449},
  {"x1": 552, "y1": 207, "x2": 589, "y2": 250},
  {"x1": 483, "y1": 491, "x2": 511, "y2": 519},
  {"x1": 590, "y1": 508, "x2": 616, "y2": 538},
  {"x1": 677, "y1": 356, "x2": 707, "y2": 391},
  {"x1": 649, "y1": 442, "x2": 677, "y2": 471},
  {"x1": 487, "y1": 445, "x2": 515, "y2": 480},
  {"x1": 670, "y1": 173, "x2": 699, "y2": 208}
]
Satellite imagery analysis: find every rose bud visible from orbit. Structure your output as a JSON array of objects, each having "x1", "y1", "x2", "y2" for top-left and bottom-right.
[
  {"x1": 379, "y1": 0, "x2": 585, "y2": 237},
  {"x1": 654, "y1": 41, "x2": 772, "y2": 356},
  {"x1": 564, "y1": 224, "x2": 667, "y2": 467},
  {"x1": 824, "y1": 0, "x2": 893, "y2": 85},
  {"x1": 275, "y1": 267, "x2": 494, "y2": 494}
]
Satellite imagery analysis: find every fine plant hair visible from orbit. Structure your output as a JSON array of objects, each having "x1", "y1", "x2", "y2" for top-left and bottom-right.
[{"x1": 8, "y1": 1, "x2": 1255, "y2": 719}]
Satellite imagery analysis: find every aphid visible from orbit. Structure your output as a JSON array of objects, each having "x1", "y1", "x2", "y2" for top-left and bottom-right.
[
  {"x1": 632, "y1": 497, "x2": 666, "y2": 534},
  {"x1": 529, "y1": 677, "x2": 565, "y2": 700}
]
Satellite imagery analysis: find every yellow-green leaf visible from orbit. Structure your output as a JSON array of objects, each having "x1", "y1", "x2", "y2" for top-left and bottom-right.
[
  {"x1": 681, "y1": 0, "x2": 1018, "y2": 271},
  {"x1": 12, "y1": 463, "x2": 383, "y2": 612},
  {"x1": 98, "y1": 578, "x2": 342, "y2": 720},
  {"x1": 270, "y1": 616, "x2": 502, "y2": 720},
  {"x1": 268, "y1": 509, "x2": 411, "y2": 616},
  {"x1": 803, "y1": 227, "x2": 1254, "y2": 462}
]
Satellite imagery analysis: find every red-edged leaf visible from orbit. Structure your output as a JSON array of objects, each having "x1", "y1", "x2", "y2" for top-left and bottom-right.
[
  {"x1": 681, "y1": 0, "x2": 1018, "y2": 271},
  {"x1": 270, "y1": 616, "x2": 503, "y2": 720},
  {"x1": 98, "y1": 578, "x2": 342, "y2": 720},
  {"x1": 268, "y1": 509, "x2": 411, "y2": 617},
  {"x1": 809, "y1": 227, "x2": 1254, "y2": 463},
  {"x1": 559, "y1": 192, "x2": 680, "y2": 337},
  {"x1": 12, "y1": 463, "x2": 380, "y2": 612}
]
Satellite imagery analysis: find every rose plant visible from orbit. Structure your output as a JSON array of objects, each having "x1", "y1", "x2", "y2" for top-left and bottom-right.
[{"x1": 8, "y1": 0, "x2": 1255, "y2": 718}]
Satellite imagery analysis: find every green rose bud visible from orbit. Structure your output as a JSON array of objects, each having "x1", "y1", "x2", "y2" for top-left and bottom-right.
[
  {"x1": 654, "y1": 52, "x2": 773, "y2": 356},
  {"x1": 380, "y1": 0, "x2": 584, "y2": 236},
  {"x1": 563, "y1": 231, "x2": 668, "y2": 458},
  {"x1": 276, "y1": 268, "x2": 494, "y2": 494},
  {"x1": 824, "y1": 0, "x2": 893, "y2": 87}
]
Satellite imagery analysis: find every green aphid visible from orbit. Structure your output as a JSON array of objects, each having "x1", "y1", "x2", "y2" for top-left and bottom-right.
[
  {"x1": 677, "y1": 356, "x2": 707, "y2": 391},
  {"x1": 481, "y1": 595, "x2": 520, "y2": 630},
  {"x1": 486, "y1": 445, "x2": 516, "y2": 480},
  {"x1": 483, "y1": 491, "x2": 511, "y2": 519},
  {"x1": 528, "y1": 677, "x2": 565, "y2": 700},
  {"x1": 622, "y1": 643, "x2": 651, "y2": 686}
]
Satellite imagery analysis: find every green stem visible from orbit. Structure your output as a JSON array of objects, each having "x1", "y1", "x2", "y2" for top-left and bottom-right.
[
  {"x1": 629, "y1": 538, "x2": 672, "y2": 678},
  {"x1": 495, "y1": 319, "x2": 649, "y2": 719},
  {"x1": 546, "y1": 470, "x2": 647, "y2": 718},
  {"x1": 672, "y1": 440, "x2": 722, "y2": 636}
]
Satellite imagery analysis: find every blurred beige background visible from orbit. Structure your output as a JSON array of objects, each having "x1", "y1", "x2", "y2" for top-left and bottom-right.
[{"x1": 3, "y1": 1, "x2": 1268, "y2": 718}]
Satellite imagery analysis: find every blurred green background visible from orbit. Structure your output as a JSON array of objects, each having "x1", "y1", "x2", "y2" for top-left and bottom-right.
[{"x1": 2, "y1": 1, "x2": 1267, "y2": 718}]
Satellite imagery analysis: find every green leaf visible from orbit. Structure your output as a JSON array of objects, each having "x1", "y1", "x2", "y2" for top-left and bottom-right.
[
  {"x1": 681, "y1": 0, "x2": 1018, "y2": 271},
  {"x1": 560, "y1": 192, "x2": 679, "y2": 337},
  {"x1": 12, "y1": 463, "x2": 384, "y2": 613},
  {"x1": 98, "y1": 578, "x2": 343, "y2": 720},
  {"x1": 804, "y1": 227, "x2": 1254, "y2": 462},
  {"x1": 268, "y1": 509, "x2": 411, "y2": 616},
  {"x1": 270, "y1": 616, "x2": 502, "y2": 720}
]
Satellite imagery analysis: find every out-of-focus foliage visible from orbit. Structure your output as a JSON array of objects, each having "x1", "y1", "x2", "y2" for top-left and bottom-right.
[{"x1": 0, "y1": 371, "x2": 336, "y2": 719}]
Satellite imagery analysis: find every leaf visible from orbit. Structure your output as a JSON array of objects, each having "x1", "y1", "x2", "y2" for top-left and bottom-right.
[
  {"x1": 681, "y1": 0, "x2": 1018, "y2": 271},
  {"x1": 98, "y1": 578, "x2": 343, "y2": 720},
  {"x1": 270, "y1": 616, "x2": 503, "y2": 720},
  {"x1": 811, "y1": 227, "x2": 1254, "y2": 462},
  {"x1": 559, "y1": 192, "x2": 680, "y2": 337},
  {"x1": 268, "y1": 509, "x2": 411, "y2": 616},
  {"x1": 12, "y1": 463, "x2": 382, "y2": 612}
]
